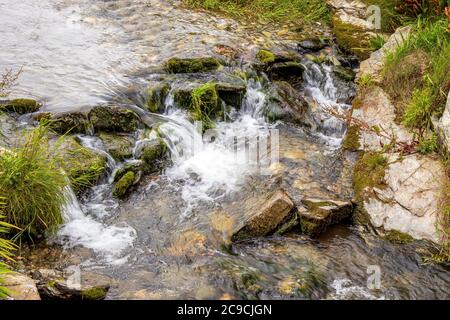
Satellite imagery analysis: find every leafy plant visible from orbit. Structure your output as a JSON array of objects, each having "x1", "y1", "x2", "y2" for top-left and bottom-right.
[{"x1": 0, "y1": 198, "x2": 18, "y2": 299}]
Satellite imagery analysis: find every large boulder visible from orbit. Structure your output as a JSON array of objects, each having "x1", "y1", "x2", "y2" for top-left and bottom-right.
[
  {"x1": 231, "y1": 190, "x2": 295, "y2": 242},
  {"x1": 48, "y1": 111, "x2": 90, "y2": 134},
  {"x1": 1, "y1": 272, "x2": 40, "y2": 300},
  {"x1": 358, "y1": 153, "x2": 445, "y2": 244},
  {"x1": 299, "y1": 198, "x2": 353, "y2": 236}
]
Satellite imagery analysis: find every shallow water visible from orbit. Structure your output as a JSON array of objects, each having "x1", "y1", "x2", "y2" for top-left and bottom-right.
[{"x1": 2, "y1": 0, "x2": 449, "y2": 300}]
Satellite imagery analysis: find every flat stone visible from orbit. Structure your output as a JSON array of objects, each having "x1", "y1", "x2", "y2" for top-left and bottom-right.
[
  {"x1": 299, "y1": 198, "x2": 353, "y2": 236},
  {"x1": 2, "y1": 272, "x2": 40, "y2": 300},
  {"x1": 231, "y1": 189, "x2": 295, "y2": 242}
]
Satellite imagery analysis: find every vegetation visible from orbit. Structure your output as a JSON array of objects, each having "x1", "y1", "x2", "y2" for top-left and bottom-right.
[
  {"x1": 112, "y1": 171, "x2": 136, "y2": 199},
  {"x1": 0, "y1": 199, "x2": 18, "y2": 299},
  {"x1": 256, "y1": 50, "x2": 275, "y2": 64},
  {"x1": 383, "y1": 16, "x2": 450, "y2": 137},
  {"x1": 384, "y1": 229, "x2": 414, "y2": 244},
  {"x1": 182, "y1": 0, "x2": 330, "y2": 26},
  {"x1": 191, "y1": 82, "x2": 220, "y2": 130},
  {"x1": 0, "y1": 123, "x2": 69, "y2": 238},
  {"x1": 164, "y1": 57, "x2": 221, "y2": 74},
  {"x1": 343, "y1": 125, "x2": 361, "y2": 151}
]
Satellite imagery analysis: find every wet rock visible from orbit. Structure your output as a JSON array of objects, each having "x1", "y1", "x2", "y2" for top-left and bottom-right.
[
  {"x1": 231, "y1": 190, "x2": 295, "y2": 242},
  {"x1": 269, "y1": 62, "x2": 305, "y2": 81},
  {"x1": 357, "y1": 26, "x2": 412, "y2": 83},
  {"x1": 88, "y1": 105, "x2": 139, "y2": 133},
  {"x1": 58, "y1": 137, "x2": 107, "y2": 194},
  {"x1": 299, "y1": 198, "x2": 353, "y2": 237},
  {"x1": 332, "y1": 65, "x2": 355, "y2": 82},
  {"x1": 113, "y1": 162, "x2": 143, "y2": 182},
  {"x1": 263, "y1": 81, "x2": 310, "y2": 124},
  {"x1": 164, "y1": 57, "x2": 221, "y2": 74},
  {"x1": 173, "y1": 86, "x2": 194, "y2": 110},
  {"x1": 256, "y1": 49, "x2": 276, "y2": 64},
  {"x1": 32, "y1": 269, "x2": 110, "y2": 300},
  {"x1": 113, "y1": 171, "x2": 137, "y2": 199},
  {"x1": 216, "y1": 82, "x2": 247, "y2": 107},
  {"x1": 435, "y1": 91, "x2": 450, "y2": 156},
  {"x1": 360, "y1": 153, "x2": 445, "y2": 244},
  {"x1": 98, "y1": 132, "x2": 135, "y2": 161},
  {"x1": 298, "y1": 39, "x2": 327, "y2": 51},
  {"x1": 0, "y1": 98, "x2": 41, "y2": 114},
  {"x1": 137, "y1": 138, "x2": 168, "y2": 173},
  {"x1": 146, "y1": 82, "x2": 170, "y2": 113},
  {"x1": 1, "y1": 272, "x2": 40, "y2": 300},
  {"x1": 47, "y1": 111, "x2": 90, "y2": 134}
]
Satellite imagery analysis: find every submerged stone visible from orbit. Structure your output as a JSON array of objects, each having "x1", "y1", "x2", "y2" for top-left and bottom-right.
[
  {"x1": 298, "y1": 39, "x2": 328, "y2": 51},
  {"x1": 299, "y1": 198, "x2": 353, "y2": 237},
  {"x1": 89, "y1": 105, "x2": 139, "y2": 133},
  {"x1": 0, "y1": 98, "x2": 41, "y2": 114},
  {"x1": 231, "y1": 189, "x2": 295, "y2": 242},
  {"x1": 164, "y1": 57, "x2": 221, "y2": 74},
  {"x1": 138, "y1": 138, "x2": 168, "y2": 173}
]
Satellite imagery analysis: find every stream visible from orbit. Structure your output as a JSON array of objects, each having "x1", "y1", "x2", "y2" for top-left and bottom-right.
[{"x1": 1, "y1": 0, "x2": 449, "y2": 300}]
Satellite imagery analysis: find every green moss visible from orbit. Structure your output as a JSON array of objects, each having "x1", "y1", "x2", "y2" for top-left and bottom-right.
[
  {"x1": 98, "y1": 132, "x2": 134, "y2": 161},
  {"x1": 49, "y1": 112, "x2": 90, "y2": 134},
  {"x1": 0, "y1": 99, "x2": 41, "y2": 114},
  {"x1": 88, "y1": 106, "x2": 139, "y2": 133},
  {"x1": 81, "y1": 287, "x2": 108, "y2": 300},
  {"x1": 60, "y1": 138, "x2": 107, "y2": 194},
  {"x1": 112, "y1": 171, "x2": 136, "y2": 199},
  {"x1": 299, "y1": 219, "x2": 320, "y2": 236},
  {"x1": 164, "y1": 57, "x2": 221, "y2": 74},
  {"x1": 173, "y1": 88, "x2": 194, "y2": 110},
  {"x1": 332, "y1": 16, "x2": 371, "y2": 60},
  {"x1": 256, "y1": 50, "x2": 275, "y2": 64},
  {"x1": 343, "y1": 125, "x2": 361, "y2": 152},
  {"x1": 384, "y1": 229, "x2": 414, "y2": 244},
  {"x1": 353, "y1": 152, "x2": 388, "y2": 198},
  {"x1": 147, "y1": 83, "x2": 170, "y2": 113},
  {"x1": 269, "y1": 62, "x2": 305, "y2": 80}
]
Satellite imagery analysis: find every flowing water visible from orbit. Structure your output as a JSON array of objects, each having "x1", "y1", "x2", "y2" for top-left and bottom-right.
[{"x1": 1, "y1": 0, "x2": 449, "y2": 299}]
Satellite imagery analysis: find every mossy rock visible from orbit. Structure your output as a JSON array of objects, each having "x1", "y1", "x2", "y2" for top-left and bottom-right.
[
  {"x1": 98, "y1": 132, "x2": 135, "y2": 161},
  {"x1": 138, "y1": 138, "x2": 168, "y2": 173},
  {"x1": 49, "y1": 111, "x2": 90, "y2": 134},
  {"x1": 342, "y1": 125, "x2": 361, "y2": 151},
  {"x1": 173, "y1": 87, "x2": 194, "y2": 110},
  {"x1": 0, "y1": 99, "x2": 41, "y2": 114},
  {"x1": 269, "y1": 62, "x2": 305, "y2": 81},
  {"x1": 332, "y1": 65, "x2": 356, "y2": 82},
  {"x1": 80, "y1": 286, "x2": 108, "y2": 300},
  {"x1": 332, "y1": 16, "x2": 372, "y2": 60},
  {"x1": 384, "y1": 230, "x2": 414, "y2": 244},
  {"x1": 89, "y1": 105, "x2": 139, "y2": 133},
  {"x1": 112, "y1": 171, "x2": 136, "y2": 199},
  {"x1": 113, "y1": 162, "x2": 143, "y2": 182},
  {"x1": 164, "y1": 57, "x2": 221, "y2": 74},
  {"x1": 256, "y1": 50, "x2": 276, "y2": 64},
  {"x1": 298, "y1": 39, "x2": 328, "y2": 51},
  {"x1": 146, "y1": 83, "x2": 170, "y2": 113},
  {"x1": 59, "y1": 138, "x2": 107, "y2": 194},
  {"x1": 191, "y1": 83, "x2": 221, "y2": 128}
]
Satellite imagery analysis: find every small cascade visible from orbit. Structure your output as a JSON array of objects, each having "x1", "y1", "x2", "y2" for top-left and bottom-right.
[
  {"x1": 58, "y1": 186, "x2": 136, "y2": 265},
  {"x1": 303, "y1": 60, "x2": 354, "y2": 147}
]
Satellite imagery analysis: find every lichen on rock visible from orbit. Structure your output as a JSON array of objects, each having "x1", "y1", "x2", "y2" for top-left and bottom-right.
[{"x1": 88, "y1": 105, "x2": 139, "y2": 133}]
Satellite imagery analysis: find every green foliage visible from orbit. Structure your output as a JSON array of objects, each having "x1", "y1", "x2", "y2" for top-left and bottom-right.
[
  {"x1": 418, "y1": 133, "x2": 438, "y2": 154},
  {"x1": 182, "y1": 0, "x2": 330, "y2": 26},
  {"x1": 0, "y1": 199, "x2": 18, "y2": 299},
  {"x1": 384, "y1": 16, "x2": 450, "y2": 138},
  {"x1": 370, "y1": 34, "x2": 387, "y2": 51},
  {"x1": 191, "y1": 82, "x2": 220, "y2": 130},
  {"x1": 353, "y1": 152, "x2": 389, "y2": 199},
  {"x1": 0, "y1": 123, "x2": 68, "y2": 238}
]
